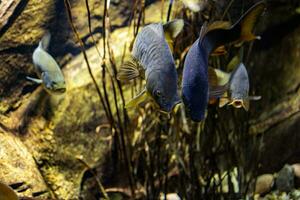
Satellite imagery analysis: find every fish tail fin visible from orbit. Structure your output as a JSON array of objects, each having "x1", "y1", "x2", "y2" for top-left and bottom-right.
[
  {"x1": 117, "y1": 58, "x2": 142, "y2": 81},
  {"x1": 163, "y1": 19, "x2": 184, "y2": 39},
  {"x1": 236, "y1": 1, "x2": 266, "y2": 42},
  {"x1": 163, "y1": 19, "x2": 184, "y2": 51},
  {"x1": 200, "y1": 1, "x2": 266, "y2": 54},
  {"x1": 39, "y1": 31, "x2": 51, "y2": 51}
]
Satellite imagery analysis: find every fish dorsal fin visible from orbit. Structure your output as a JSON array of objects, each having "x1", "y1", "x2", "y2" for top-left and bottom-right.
[
  {"x1": 117, "y1": 57, "x2": 143, "y2": 81},
  {"x1": 40, "y1": 31, "x2": 51, "y2": 51},
  {"x1": 0, "y1": 182, "x2": 19, "y2": 200},
  {"x1": 200, "y1": 21, "x2": 231, "y2": 41},
  {"x1": 125, "y1": 88, "x2": 150, "y2": 109},
  {"x1": 199, "y1": 21, "x2": 208, "y2": 41},
  {"x1": 163, "y1": 19, "x2": 184, "y2": 39},
  {"x1": 237, "y1": 1, "x2": 266, "y2": 42}
]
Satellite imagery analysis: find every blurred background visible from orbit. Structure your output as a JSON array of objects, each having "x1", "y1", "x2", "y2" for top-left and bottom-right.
[{"x1": 0, "y1": 0, "x2": 300, "y2": 199}]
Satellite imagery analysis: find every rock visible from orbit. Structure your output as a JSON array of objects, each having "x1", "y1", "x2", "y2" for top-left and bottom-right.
[
  {"x1": 0, "y1": 182, "x2": 18, "y2": 200},
  {"x1": 159, "y1": 193, "x2": 181, "y2": 200},
  {"x1": 276, "y1": 164, "x2": 294, "y2": 193},
  {"x1": 292, "y1": 163, "x2": 300, "y2": 178},
  {"x1": 255, "y1": 174, "x2": 274, "y2": 195},
  {"x1": 0, "y1": 128, "x2": 49, "y2": 198}
]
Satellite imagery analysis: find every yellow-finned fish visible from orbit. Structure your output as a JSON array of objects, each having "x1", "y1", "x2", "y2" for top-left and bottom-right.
[
  {"x1": 0, "y1": 182, "x2": 18, "y2": 200},
  {"x1": 208, "y1": 63, "x2": 261, "y2": 111},
  {"x1": 181, "y1": 1, "x2": 265, "y2": 121},
  {"x1": 117, "y1": 19, "x2": 184, "y2": 113},
  {"x1": 27, "y1": 31, "x2": 66, "y2": 94}
]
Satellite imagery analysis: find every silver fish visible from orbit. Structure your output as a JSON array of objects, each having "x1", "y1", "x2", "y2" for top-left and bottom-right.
[
  {"x1": 214, "y1": 63, "x2": 261, "y2": 110},
  {"x1": 27, "y1": 31, "x2": 66, "y2": 94}
]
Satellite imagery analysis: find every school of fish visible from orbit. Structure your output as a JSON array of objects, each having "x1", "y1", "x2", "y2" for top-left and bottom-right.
[
  {"x1": 118, "y1": 1, "x2": 266, "y2": 122},
  {"x1": 26, "y1": 1, "x2": 266, "y2": 123}
]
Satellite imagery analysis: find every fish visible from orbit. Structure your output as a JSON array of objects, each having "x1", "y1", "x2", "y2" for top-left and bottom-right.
[
  {"x1": 117, "y1": 19, "x2": 184, "y2": 113},
  {"x1": 209, "y1": 64, "x2": 261, "y2": 111},
  {"x1": 27, "y1": 31, "x2": 66, "y2": 94},
  {"x1": 181, "y1": 0, "x2": 209, "y2": 12},
  {"x1": 0, "y1": 182, "x2": 19, "y2": 200},
  {"x1": 181, "y1": 1, "x2": 266, "y2": 121}
]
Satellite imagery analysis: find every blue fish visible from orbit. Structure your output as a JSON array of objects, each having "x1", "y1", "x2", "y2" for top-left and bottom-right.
[
  {"x1": 182, "y1": 1, "x2": 266, "y2": 121},
  {"x1": 117, "y1": 19, "x2": 184, "y2": 113}
]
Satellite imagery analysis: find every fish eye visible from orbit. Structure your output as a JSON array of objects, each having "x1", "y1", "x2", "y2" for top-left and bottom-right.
[{"x1": 155, "y1": 90, "x2": 161, "y2": 97}]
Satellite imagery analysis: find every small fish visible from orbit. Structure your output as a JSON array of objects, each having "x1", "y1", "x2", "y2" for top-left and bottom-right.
[
  {"x1": 117, "y1": 19, "x2": 184, "y2": 113},
  {"x1": 209, "y1": 63, "x2": 261, "y2": 111},
  {"x1": 0, "y1": 182, "x2": 19, "y2": 200},
  {"x1": 182, "y1": 1, "x2": 266, "y2": 121},
  {"x1": 27, "y1": 31, "x2": 66, "y2": 94},
  {"x1": 181, "y1": 0, "x2": 209, "y2": 12}
]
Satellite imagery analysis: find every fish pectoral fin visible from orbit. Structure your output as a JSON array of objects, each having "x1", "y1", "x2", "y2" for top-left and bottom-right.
[
  {"x1": 26, "y1": 76, "x2": 43, "y2": 84},
  {"x1": 209, "y1": 84, "x2": 228, "y2": 98},
  {"x1": 248, "y1": 95, "x2": 262, "y2": 101},
  {"x1": 117, "y1": 57, "x2": 142, "y2": 81},
  {"x1": 125, "y1": 88, "x2": 149, "y2": 109},
  {"x1": 242, "y1": 99, "x2": 250, "y2": 111},
  {"x1": 211, "y1": 45, "x2": 227, "y2": 56},
  {"x1": 163, "y1": 19, "x2": 184, "y2": 39},
  {"x1": 219, "y1": 97, "x2": 230, "y2": 108}
]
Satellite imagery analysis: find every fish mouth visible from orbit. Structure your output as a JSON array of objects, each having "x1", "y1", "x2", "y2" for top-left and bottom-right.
[
  {"x1": 230, "y1": 100, "x2": 243, "y2": 108},
  {"x1": 53, "y1": 87, "x2": 66, "y2": 93},
  {"x1": 159, "y1": 101, "x2": 181, "y2": 114}
]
